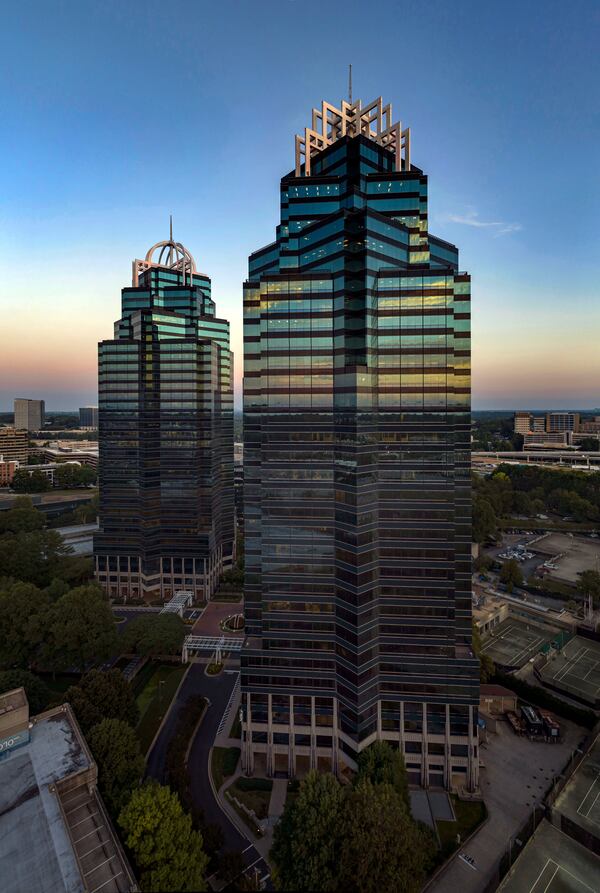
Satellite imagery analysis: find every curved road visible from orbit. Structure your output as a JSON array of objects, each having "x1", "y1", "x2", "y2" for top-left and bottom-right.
[{"x1": 145, "y1": 663, "x2": 270, "y2": 887}]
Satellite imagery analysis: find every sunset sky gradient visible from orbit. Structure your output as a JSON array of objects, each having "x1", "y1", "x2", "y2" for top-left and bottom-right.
[{"x1": 1, "y1": 0, "x2": 598, "y2": 411}]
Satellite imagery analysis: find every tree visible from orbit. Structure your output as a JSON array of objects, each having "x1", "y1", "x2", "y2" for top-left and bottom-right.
[
  {"x1": 121, "y1": 614, "x2": 185, "y2": 658},
  {"x1": 87, "y1": 719, "x2": 145, "y2": 815},
  {"x1": 355, "y1": 740, "x2": 410, "y2": 811},
  {"x1": 48, "y1": 584, "x2": 118, "y2": 672},
  {"x1": 577, "y1": 570, "x2": 600, "y2": 608},
  {"x1": 0, "y1": 581, "x2": 51, "y2": 669},
  {"x1": 65, "y1": 668, "x2": 139, "y2": 733},
  {"x1": 0, "y1": 669, "x2": 50, "y2": 713},
  {"x1": 0, "y1": 527, "x2": 70, "y2": 587},
  {"x1": 579, "y1": 437, "x2": 600, "y2": 451},
  {"x1": 118, "y1": 781, "x2": 208, "y2": 893},
  {"x1": 472, "y1": 495, "x2": 497, "y2": 544},
  {"x1": 270, "y1": 771, "x2": 345, "y2": 892},
  {"x1": 472, "y1": 622, "x2": 494, "y2": 682},
  {"x1": 338, "y1": 781, "x2": 433, "y2": 893},
  {"x1": 499, "y1": 558, "x2": 523, "y2": 593},
  {"x1": 11, "y1": 468, "x2": 52, "y2": 493},
  {"x1": 0, "y1": 497, "x2": 45, "y2": 534}
]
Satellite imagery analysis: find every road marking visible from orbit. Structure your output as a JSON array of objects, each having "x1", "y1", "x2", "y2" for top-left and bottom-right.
[
  {"x1": 458, "y1": 854, "x2": 477, "y2": 871},
  {"x1": 217, "y1": 672, "x2": 241, "y2": 737}
]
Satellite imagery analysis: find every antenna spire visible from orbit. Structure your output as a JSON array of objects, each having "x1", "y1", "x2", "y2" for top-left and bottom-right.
[
  {"x1": 169, "y1": 214, "x2": 173, "y2": 242},
  {"x1": 348, "y1": 64, "x2": 352, "y2": 104}
]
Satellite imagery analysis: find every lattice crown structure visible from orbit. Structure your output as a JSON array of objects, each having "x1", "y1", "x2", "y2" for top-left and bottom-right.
[
  {"x1": 295, "y1": 97, "x2": 411, "y2": 177},
  {"x1": 132, "y1": 239, "x2": 197, "y2": 286}
]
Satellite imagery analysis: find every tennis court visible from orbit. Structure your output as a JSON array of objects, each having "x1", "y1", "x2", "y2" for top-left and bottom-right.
[
  {"x1": 499, "y1": 820, "x2": 600, "y2": 893},
  {"x1": 539, "y1": 636, "x2": 600, "y2": 707},
  {"x1": 481, "y1": 619, "x2": 558, "y2": 669},
  {"x1": 554, "y1": 734, "x2": 600, "y2": 840}
]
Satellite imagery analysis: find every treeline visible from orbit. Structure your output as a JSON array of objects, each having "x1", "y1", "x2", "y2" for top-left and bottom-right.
[
  {"x1": 473, "y1": 465, "x2": 600, "y2": 543},
  {"x1": 12, "y1": 462, "x2": 97, "y2": 492}
]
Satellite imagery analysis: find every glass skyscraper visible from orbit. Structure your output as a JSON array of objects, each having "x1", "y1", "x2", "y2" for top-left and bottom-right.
[
  {"x1": 94, "y1": 236, "x2": 234, "y2": 602},
  {"x1": 241, "y1": 97, "x2": 479, "y2": 790}
]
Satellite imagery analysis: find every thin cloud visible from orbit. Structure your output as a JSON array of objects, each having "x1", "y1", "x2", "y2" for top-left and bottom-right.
[{"x1": 443, "y1": 210, "x2": 522, "y2": 237}]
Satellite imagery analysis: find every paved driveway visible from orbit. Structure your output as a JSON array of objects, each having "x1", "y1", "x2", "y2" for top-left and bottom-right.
[{"x1": 145, "y1": 663, "x2": 270, "y2": 888}]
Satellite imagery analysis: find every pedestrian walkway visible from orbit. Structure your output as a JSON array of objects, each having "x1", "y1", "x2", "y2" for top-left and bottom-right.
[{"x1": 268, "y1": 779, "x2": 287, "y2": 820}]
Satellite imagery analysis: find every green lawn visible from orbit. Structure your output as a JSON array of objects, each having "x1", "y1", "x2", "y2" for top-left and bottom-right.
[
  {"x1": 229, "y1": 778, "x2": 272, "y2": 819},
  {"x1": 135, "y1": 663, "x2": 188, "y2": 756},
  {"x1": 437, "y1": 797, "x2": 487, "y2": 859},
  {"x1": 211, "y1": 746, "x2": 241, "y2": 791}
]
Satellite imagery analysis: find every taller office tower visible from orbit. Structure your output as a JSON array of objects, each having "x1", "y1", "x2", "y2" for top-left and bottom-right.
[
  {"x1": 94, "y1": 235, "x2": 234, "y2": 602},
  {"x1": 14, "y1": 398, "x2": 45, "y2": 431},
  {"x1": 241, "y1": 97, "x2": 480, "y2": 790}
]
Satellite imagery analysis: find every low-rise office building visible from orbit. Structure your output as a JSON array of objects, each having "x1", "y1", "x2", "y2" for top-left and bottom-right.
[
  {"x1": 0, "y1": 456, "x2": 19, "y2": 486},
  {"x1": 0, "y1": 687, "x2": 138, "y2": 893}
]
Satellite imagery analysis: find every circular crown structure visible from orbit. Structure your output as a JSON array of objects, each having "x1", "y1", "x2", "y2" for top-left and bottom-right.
[{"x1": 144, "y1": 239, "x2": 197, "y2": 274}]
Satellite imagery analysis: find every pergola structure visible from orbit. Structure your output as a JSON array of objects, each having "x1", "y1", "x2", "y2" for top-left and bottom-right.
[
  {"x1": 182, "y1": 634, "x2": 244, "y2": 664},
  {"x1": 160, "y1": 590, "x2": 194, "y2": 618}
]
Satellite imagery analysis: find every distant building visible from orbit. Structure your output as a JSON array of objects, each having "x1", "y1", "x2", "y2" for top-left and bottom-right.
[
  {"x1": 14, "y1": 398, "x2": 45, "y2": 431},
  {"x1": 94, "y1": 233, "x2": 234, "y2": 603},
  {"x1": 524, "y1": 431, "x2": 574, "y2": 449},
  {"x1": 0, "y1": 687, "x2": 138, "y2": 893},
  {"x1": 514, "y1": 410, "x2": 581, "y2": 446},
  {"x1": 79, "y1": 406, "x2": 99, "y2": 429},
  {"x1": 579, "y1": 415, "x2": 600, "y2": 435},
  {"x1": 513, "y1": 411, "x2": 531, "y2": 434},
  {"x1": 0, "y1": 456, "x2": 19, "y2": 486},
  {"x1": 0, "y1": 427, "x2": 28, "y2": 464},
  {"x1": 546, "y1": 411, "x2": 580, "y2": 433}
]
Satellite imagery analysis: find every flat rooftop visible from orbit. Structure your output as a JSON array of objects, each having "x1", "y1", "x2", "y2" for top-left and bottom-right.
[
  {"x1": 554, "y1": 732, "x2": 600, "y2": 841},
  {"x1": 0, "y1": 704, "x2": 136, "y2": 893},
  {"x1": 498, "y1": 819, "x2": 600, "y2": 892}
]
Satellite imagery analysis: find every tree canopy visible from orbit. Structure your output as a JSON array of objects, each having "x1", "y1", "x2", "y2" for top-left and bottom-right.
[
  {"x1": 66, "y1": 668, "x2": 138, "y2": 733},
  {"x1": 577, "y1": 570, "x2": 600, "y2": 607},
  {"x1": 338, "y1": 780, "x2": 432, "y2": 893},
  {"x1": 87, "y1": 718, "x2": 145, "y2": 815},
  {"x1": 0, "y1": 668, "x2": 51, "y2": 713},
  {"x1": 121, "y1": 614, "x2": 185, "y2": 657},
  {"x1": 472, "y1": 622, "x2": 495, "y2": 682},
  {"x1": 499, "y1": 558, "x2": 523, "y2": 592},
  {"x1": 11, "y1": 468, "x2": 52, "y2": 493},
  {"x1": 118, "y1": 781, "x2": 208, "y2": 893},
  {"x1": 270, "y1": 771, "x2": 344, "y2": 892},
  {"x1": 0, "y1": 581, "x2": 52, "y2": 669},
  {"x1": 48, "y1": 584, "x2": 118, "y2": 672},
  {"x1": 355, "y1": 740, "x2": 410, "y2": 811}
]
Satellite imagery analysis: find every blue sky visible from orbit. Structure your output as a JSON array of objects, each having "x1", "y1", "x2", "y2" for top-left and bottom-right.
[{"x1": 0, "y1": 0, "x2": 598, "y2": 410}]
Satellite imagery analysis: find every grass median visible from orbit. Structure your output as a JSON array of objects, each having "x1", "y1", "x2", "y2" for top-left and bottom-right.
[
  {"x1": 211, "y1": 745, "x2": 241, "y2": 791},
  {"x1": 135, "y1": 662, "x2": 188, "y2": 756}
]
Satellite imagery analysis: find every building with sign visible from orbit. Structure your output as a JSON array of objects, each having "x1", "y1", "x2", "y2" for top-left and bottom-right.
[
  {"x1": 94, "y1": 231, "x2": 234, "y2": 602},
  {"x1": 0, "y1": 687, "x2": 137, "y2": 893},
  {"x1": 241, "y1": 95, "x2": 479, "y2": 789}
]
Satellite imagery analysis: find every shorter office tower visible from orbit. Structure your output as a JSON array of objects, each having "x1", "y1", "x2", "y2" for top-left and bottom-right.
[
  {"x1": 513, "y1": 411, "x2": 531, "y2": 434},
  {"x1": 79, "y1": 406, "x2": 99, "y2": 429},
  {"x1": 94, "y1": 234, "x2": 234, "y2": 602},
  {"x1": 546, "y1": 412, "x2": 580, "y2": 433},
  {"x1": 0, "y1": 687, "x2": 138, "y2": 893},
  {"x1": 14, "y1": 398, "x2": 45, "y2": 431},
  {"x1": 0, "y1": 427, "x2": 28, "y2": 464}
]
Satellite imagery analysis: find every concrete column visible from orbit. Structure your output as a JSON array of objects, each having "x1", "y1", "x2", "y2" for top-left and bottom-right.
[
  {"x1": 310, "y1": 696, "x2": 317, "y2": 770},
  {"x1": 422, "y1": 701, "x2": 429, "y2": 788},
  {"x1": 331, "y1": 698, "x2": 339, "y2": 777},
  {"x1": 288, "y1": 695, "x2": 295, "y2": 777},
  {"x1": 444, "y1": 704, "x2": 451, "y2": 790},
  {"x1": 244, "y1": 692, "x2": 254, "y2": 775},
  {"x1": 399, "y1": 701, "x2": 405, "y2": 755},
  {"x1": 468, "y1": 705, "x2": 478, "y2": 792},
  {"x1": 267, "y1": 693, "x2": 274, "y2": 777}
]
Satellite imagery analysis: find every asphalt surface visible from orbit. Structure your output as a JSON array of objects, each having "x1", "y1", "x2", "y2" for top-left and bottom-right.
[{"x1": 145, "y1": 663, "x2": 271, "y2": 888}]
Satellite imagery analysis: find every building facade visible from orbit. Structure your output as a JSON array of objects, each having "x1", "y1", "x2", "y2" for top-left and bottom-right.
[
  {"x1": 14, "y1": 398, "x2": 45, "y2": 431},
  {"x1": 0, "y1": 427, "x2": 28, "y2": 464},
  {"x1": 79, "y1": 406, "x2": 99, "y2": 429},
  {"x1": 241, "y1": 96, "x2": 480, "y2": 789},
  {"x1": 94, "y1": 236, "x2": 234, "y2": 602}
]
